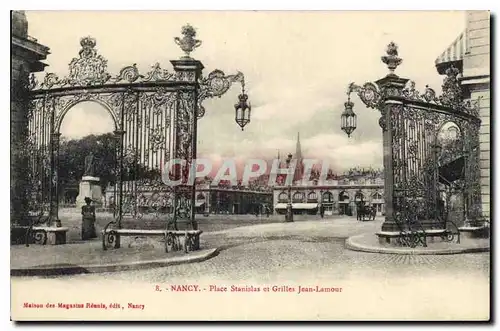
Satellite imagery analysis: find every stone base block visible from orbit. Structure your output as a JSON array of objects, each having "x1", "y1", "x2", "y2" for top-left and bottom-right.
[
  {"x1": 378, "y1": 235, "x2": 398, "y2": 245},
  {"x1": 376, "y1": 229, "x2": 448, "y2": 246},
  {"x1": 459, "y1": 226, "x2": 490, "y2": 239},
  {"x1": 101, "y1": 229, "x2": 203, "y2": 252},
  {"x1": 34, "y1": 227, "x2": 69, "y2": 245},
  {"x1": 76, "y1": 177, "x2": 103, "y2": 208},
  {"x1": 166, "y1": 230, "x2": 203, "y2": 252},
  {"x1": 11, "y1": 226, "x2": 28, "y2": 245}
]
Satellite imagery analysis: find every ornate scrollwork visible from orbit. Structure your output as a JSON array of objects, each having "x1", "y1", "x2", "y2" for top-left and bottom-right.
[
  {"x1": 399, "y1": 66, "x2": 481, "y2": 117},
  {"x1": 32, "y1": 230, "x2": 48, "y2": 245},
  {"x1": 347, "y1": 82, "x2": 383, "y2": 110},
  {"x1": 142, "y1": 63, "x2": 175, "y2": 82},
  {"x1": 165, "y1": 231, "x2": 180, "y2": 252},
  {"x1": 441, "y1": 220, "x2": 461, "y2": 244},
  {"x1": 150, "y1": 126, "x2": 165, "y2": 153},
  {"x1": 23, "y1": 26, "x2": 249, "y2": 249},
  {"x1": 185, "y1": 233, "x2": 199, "y2": 252},
  {"x1": 200, "y1": 70, "x2": 245, "y2": 98},
  {"x1": 28, "y1": 73, "x2": 38, "y2": 91},
  {"x1": 66, "y1": 36, "x2": 111, "y2": 86},
  {"x1": 102, "y1": 217, "x2": 120, "y2": 250},
  {"x1": 439, "y1": 66, "x2": 462, "y2": 106},
  {"x1": 25, "y1": 211, "x2": 48, "y2": 247},
  {"x1": 33, "y1": 41, "x2": 176, "y2": 91},
  {"x1": 40, "y1": 73, "x2": 62, "y2": 89},
  {"x1": 176, "y1": 91, "x2": 194, "y2": 160},
  {"x1": 195, "y1": 70, "x2": 245, "y2": 119},
  {"x1": 197, "y1": 105, "x2": 206, "y2": 119},
  {"x1": 123, "y1": 144, "x2": 138, "y2": 165},
  {"x1": 111, "y1": 64, "x2": 143, "y2": 83}
]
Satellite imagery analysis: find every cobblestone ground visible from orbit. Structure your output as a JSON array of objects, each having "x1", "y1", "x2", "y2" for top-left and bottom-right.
[
  {"x1": 12, "y1": 221, "x2": 490, "y2": 320},
  {"x1": 69, "y1": 239, "x2": 489, "y2": 283},
  {"x1": 57, "y1": 208, "x2": 341, "y2": 242},
  {"x1": 19, "y1": 222, "x2": 490, "y2": 284}
]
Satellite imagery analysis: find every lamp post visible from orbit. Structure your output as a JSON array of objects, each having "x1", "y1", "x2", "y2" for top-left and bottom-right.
[
  {"x1": 285, "y1": 153, "x2": 294, "y2": 222},
  {"x1": 339, "y1": 42, "x2": 408, "y2": 232},
  {"x1": 319, "y1": 189, "x2": 324, "y2": 218},
  {"x1": 173, "y1": 24, "x2": 251, "y2": 229}
]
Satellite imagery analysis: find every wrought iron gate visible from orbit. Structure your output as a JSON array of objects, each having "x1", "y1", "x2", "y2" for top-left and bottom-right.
[
  {"x1": 345, "y1": 42, "x2": 482, "y2": 243},
  {"x1": 24, "y1": 25, "x2": 247, "y2": 243}
]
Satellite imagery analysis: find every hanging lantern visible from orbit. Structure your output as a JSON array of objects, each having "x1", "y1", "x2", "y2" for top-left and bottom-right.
[
  {"x1": 235, "y1": 82, "x2": 251, "y2": 131},
  {"x1": 341, "y1": 96, "x2": 356, "y2": 138}
]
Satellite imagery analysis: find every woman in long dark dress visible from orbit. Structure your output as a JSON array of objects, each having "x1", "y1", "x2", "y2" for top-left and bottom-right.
[{"x1": 81, "y1": 197, "x2": 97, "y2": 240}]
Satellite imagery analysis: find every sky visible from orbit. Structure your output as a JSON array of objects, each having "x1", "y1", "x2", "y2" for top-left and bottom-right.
[{"x1": 25, "y1": 11, "x2": 466, "y2": 173}]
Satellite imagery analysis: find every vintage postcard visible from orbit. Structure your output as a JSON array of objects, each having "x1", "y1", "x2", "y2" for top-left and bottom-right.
[{"x1": 10, "y1": 10, "x2": 491, "y2": 321}]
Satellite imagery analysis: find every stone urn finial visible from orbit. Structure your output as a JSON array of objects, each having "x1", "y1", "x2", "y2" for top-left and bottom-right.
[
  {"x1": 174, "y1": 24, "x2": 202, "y2": 59},
  {"x1": 381, "y1": 41, "x2": 403, "y2": 75}
]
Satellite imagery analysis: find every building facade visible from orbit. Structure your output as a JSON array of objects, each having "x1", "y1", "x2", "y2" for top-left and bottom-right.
[
  {"x1": 435, "y1": 10, "x2": 490, "y2": 219},
  {"x1": 11, "y1": 11, "x2": 50, "y2": 226},
  {"x1": 273, "y1": 177, "x2": 385, "y2": 217},
  {"x1": 273, "y1": 133, "x2": 384, "y2": 217},
  {"x1": 194, "y1": 183, "x2": 273, "y2": 215},
  {"x1": 103, "y1": 181, "x2": 273, "y2": 215}
]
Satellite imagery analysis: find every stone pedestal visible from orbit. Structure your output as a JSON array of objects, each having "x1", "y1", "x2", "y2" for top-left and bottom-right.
[
  {"x1": 76, "y1": 176, "x2": 103, "y2": 208},
  {"x1": 31, "y1": 226, "x2": 69, "y2": 245},
  {"x1": 46, "y1": 227, "x2": 69, "y2": 245}
]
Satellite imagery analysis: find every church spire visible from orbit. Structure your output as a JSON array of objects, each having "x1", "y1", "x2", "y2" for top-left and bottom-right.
[
  {"x1": 294, "y1": 132, "x2": 304, "y2": 183},
  {"x1": 295, "y1": 132, "x2": 302, "y2": 160}
]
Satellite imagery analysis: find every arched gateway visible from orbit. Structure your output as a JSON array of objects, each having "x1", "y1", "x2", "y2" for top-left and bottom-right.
[
  {"x1": 23, "y1": 25, "x2": 250, "y2": 248},
  {"x1": 343, "y1": 42, "x2": 483, "y2": 247}
]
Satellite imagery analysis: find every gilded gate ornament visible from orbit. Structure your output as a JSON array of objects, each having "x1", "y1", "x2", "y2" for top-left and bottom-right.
[
  {"x1": 25, "y1": 25, "x2": 249, "y2": 246},
  {"x1": 174, "y1": 24, "x2": 202, "y2": 58},
  {"x1": 343, "y1": 42, "x2": 483, "y2": 242},
  {"x1": 381, "y1": 41, "x2": 403, "y2": 74},
  {"x1": 67, "y1": 37, "x2": 111, "y2": 86}
]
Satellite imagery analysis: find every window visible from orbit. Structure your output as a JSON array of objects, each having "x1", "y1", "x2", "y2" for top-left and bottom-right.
[
  {"x1": 354, "y1": 192, "x2": 364, "y2": 201},
  {"x1": 338, "y1": 191, "x2": 349, "y2": 202},
  {"x1": 323, "y1": 191, "x2": 334, "y2": 203},
  {"x1": 278, "y1": 192, "x2": 288, "y2": 203},
  {"x1": 292, "y1": 192, "x2": 305, "y2": 203},
  {"x1": 307, "y1": 191, "x2": 318, "y2": 202}
]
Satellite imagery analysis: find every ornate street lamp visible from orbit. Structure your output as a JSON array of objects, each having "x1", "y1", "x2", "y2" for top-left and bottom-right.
[
  {"x1": 235, "y1": 80, "x2": 251, "y2": 131},
  {"x1": 285, "y1": 153, "x2": 294, "y2": 222},
  {"x1": 341, "y1": 42, "x2": 400, "y2": 139},
  {"x1": 341, "y1": 94, "x2": 356, "y2": 137}
]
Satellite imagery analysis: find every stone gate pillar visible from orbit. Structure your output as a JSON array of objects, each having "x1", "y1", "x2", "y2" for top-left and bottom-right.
[
  {"x1": 49, "y1": 132, "x2": 61, "y2": 227},
  {"x1": 11, "y1": 11, "x2": 50, "y2": 228},
  {"x1": 170, "y1": 58, "x2": 204, "y2": 230},
  {"x1": 374, "y1": 74, "x2": 409, "y2": 232}
]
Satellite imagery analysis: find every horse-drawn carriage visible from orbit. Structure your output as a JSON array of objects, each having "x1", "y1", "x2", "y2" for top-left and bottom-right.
[{"x1": 356, "y1": 203, "x2": 376, "y2": 221}]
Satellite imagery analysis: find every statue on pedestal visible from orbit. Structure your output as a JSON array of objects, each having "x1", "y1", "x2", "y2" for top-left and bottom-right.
[
  {"x1": 76, "y1": 152, "x2": 103, "y2": 209},
  {"x1": 84, "y1": 152, "x2": 96, "y2": 177}
]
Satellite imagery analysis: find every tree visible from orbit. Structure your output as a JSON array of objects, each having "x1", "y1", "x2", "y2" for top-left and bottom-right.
[
  {"x1": 58, "y1": 133, "x2": 157, "y2": 200},
  {"x1": 59, "y1": 133, "x2": 117, "y2": 191}
]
